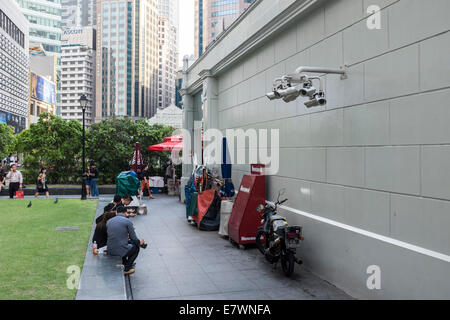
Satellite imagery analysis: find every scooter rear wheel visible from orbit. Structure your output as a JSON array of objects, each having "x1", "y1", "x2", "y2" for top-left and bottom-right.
[{"x1": 256, "y1": 228, "x2": 268, "y2": 255}]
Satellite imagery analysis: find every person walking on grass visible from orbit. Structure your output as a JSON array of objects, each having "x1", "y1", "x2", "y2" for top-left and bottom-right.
[
  {"x1": 35, "y1": 168, "x2": 50, "y2": 198},
  {"x1": 88, "y1": 163, "x2": 99, "y2": 198},
  {"x1": 6, "y1": 164, "x2": 22, "y2": 199}
]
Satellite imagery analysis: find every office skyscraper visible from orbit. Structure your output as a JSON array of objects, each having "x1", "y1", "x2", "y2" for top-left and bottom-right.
[
  {"x1": 95, "y1": 0, "x2": 159, "y2": 121},
  {"x1": 0, "y1": 1, "x2": 29, "y2": 133},
  {"x1": 60, "y1": 27, "x2": 96, "y2": 125},
  {"x1": 194, "y1": 0, "x2": 254, "y2": 58},
  {"x1": 15, "y1": 0, "x2": 62, "y2": 55},
  {"x1": 157, "y1": 0, "x2": 178, "y2": 109},
  {"x1": 61, "y1": 0, "x2": 97, "y2": 29}
]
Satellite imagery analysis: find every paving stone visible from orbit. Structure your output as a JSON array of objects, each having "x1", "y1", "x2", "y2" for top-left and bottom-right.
[
  {"x1": 128, "y1": 195, "x2": 352, "y2": 300},
  {"x1": 133, "y1": 285, "x2": 181, "y2": 300},
  {"x1": 212, "y1": 278, "x2": 259, "y2": 293}
]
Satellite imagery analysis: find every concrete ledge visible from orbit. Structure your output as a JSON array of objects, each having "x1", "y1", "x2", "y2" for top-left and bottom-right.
[
  {"x1": 0, "y1": 186, "x2": 116, "y2": 196},
  {"x1": 76, "y1": 200, "x2": 128, "y2": 300},
  {"x1": 76, "y1": 253, "x2": 127, "y2": 300}
]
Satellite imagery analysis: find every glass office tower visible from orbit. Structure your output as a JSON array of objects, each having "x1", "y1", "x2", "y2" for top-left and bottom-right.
[
  {"x1": 195, "y1": 0, "x2": 254, "y2": 58},
  {"x1": 95, "y1": 0, "x2": 159, "y2": 121},
  {"x1": 157, "y1": 0, "x2": 178, "y2": 109},
  {"x1": 61, "y1": 0, "x2": 97, "y2": 28},
  {"x1": 15, "y1": 0, "x2": 62, "y2": 55}
]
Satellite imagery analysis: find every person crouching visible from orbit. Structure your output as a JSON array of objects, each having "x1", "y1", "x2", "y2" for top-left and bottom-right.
[{"x1": 106, "y1": 206, "x2": 147, "y2": 275}]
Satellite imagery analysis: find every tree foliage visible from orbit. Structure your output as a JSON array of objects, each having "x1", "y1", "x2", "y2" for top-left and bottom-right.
[
  {"x1": 12, "y1": 114, "x2": 175, "y2": 184},
  {"x1": 15, "y1": 112, "x2": 83, "y2": 184},
  {"x1": 86, "y1": 118, "x2": 175, "y2": 184},
  {"x1": 0, "y1": 123, "x2": 16, "y2": 160}
]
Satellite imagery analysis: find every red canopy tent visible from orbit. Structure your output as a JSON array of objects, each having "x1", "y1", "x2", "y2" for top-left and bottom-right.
[
  {"x1": 149, "y1": 134, "x2": 203, "y2": 152},
  {"x1": 149, "y1": 139, "x2": 183, "y2": 151},
  {"x1": 164, "y1": 134, "x2": 182, "y2": 142}
]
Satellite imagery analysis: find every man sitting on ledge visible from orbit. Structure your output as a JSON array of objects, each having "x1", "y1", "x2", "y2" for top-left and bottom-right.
[
  {"x1": 106, "y1": 207, "x2": 147, "y2": 275},
  {"x1": 115, "y1": 194, "x2": 137, "y2": 218}
]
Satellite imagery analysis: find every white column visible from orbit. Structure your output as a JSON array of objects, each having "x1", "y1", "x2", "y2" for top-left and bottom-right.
[
  {"x1": 180, "y1": 91, "x2": 194, "y2": 203},
  {"x1": 200, "y1": 70, "x2": 219, "y2": 131}
]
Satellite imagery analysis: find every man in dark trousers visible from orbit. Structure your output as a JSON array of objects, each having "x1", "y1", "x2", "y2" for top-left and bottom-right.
[
  {"x1": 106, "y1": 208, "x2": 146, "y2": 275},
  {"x1": 6, "y1": 164, "x2": 23, "y2": 199}
]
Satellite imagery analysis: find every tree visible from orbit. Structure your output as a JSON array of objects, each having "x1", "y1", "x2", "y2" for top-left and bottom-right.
[
  {"x1": 15, "y1": 112, "x2": 83, "y2": 184},
  {"x1": 0, "y1": 123, "x2": 15, "y2": 160},
  {"x1": 86, "y1": 118, "x2": 175, "y2": 184}
]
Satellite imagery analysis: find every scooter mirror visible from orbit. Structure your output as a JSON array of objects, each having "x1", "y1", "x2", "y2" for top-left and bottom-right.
[{"x1": 256, "y1": 204, "x2": 265, "y2": 213}]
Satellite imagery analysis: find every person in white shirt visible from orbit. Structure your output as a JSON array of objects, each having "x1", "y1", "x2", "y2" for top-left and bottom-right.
[{"x1": 6, "y1": 164, "x2": 23, "y2": 199}]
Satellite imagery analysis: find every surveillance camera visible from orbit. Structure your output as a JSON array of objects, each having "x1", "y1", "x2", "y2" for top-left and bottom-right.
[
  {"x1": 278, "y1": 86, "x2": 299, "y2": 98},
  {"x1": 315, "y1": 91, "x2": 327, "y2": 105},
  {"x1": 266, "y1": 91, "x2": 279, "y2": 100},
  {"x1": 317, "y1": 96, "x2": 327, "y2": 105},
  {"x1": 304, "y1": 98, "x2": 319, "y2": 108},
  {"x1": 299, "y1": 86, "x2": 316, "y2": 98},
  {"x1": 282, "y1": 93, "x2": 299, "y2": 103},
  {"x1": 304, "y1": 91, "x2": 327, "y2": 108}
]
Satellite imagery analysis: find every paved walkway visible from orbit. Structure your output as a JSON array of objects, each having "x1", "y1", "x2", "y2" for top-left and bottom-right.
[{"x1": 129, "y1": 195, "x2": 353, "y2": 300}]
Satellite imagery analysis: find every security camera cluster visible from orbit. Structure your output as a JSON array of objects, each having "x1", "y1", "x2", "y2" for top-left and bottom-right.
[
  {"x1": 267, "y1": 74, "x2": 326, "y2": 108},
  {"x1": 266, "y1": 66, "x2": 347, "y2": 108}
]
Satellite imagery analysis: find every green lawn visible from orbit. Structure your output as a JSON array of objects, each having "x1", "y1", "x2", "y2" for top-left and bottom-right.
[{"x1": 0, "y1": 199, "x2": 97, "y2": 300}]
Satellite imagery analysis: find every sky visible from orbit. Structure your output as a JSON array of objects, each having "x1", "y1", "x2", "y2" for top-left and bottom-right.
[{"x1": 178, "y1": 0, "x2": 195, "y2": 68}]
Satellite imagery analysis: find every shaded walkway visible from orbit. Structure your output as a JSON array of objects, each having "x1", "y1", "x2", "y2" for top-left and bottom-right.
[{"x1": 129, "y1": 195, "x2": 353, "y2": 300}]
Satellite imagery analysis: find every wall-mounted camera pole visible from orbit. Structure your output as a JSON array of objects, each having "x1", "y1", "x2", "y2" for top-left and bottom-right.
[
  {"x1": 295, "y1": 66, "x2": 347, "y2": 80},
  {"x1": 266, "y1": 65, "x2": 347, "y2": 107}
]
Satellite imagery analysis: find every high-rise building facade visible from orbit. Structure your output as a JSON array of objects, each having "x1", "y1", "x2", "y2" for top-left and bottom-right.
[
  {"x1": 194, "y1": 0, "x2": 253, "y2": 58},
  {"x1": 0, "y1": 1, "x2": 29, "y2": 133},
  {"x1": 29, "y1": 55, "x2": 58, "y2": 123},
  {"x1": 95, "y1": 0, "x2": 159, "y2": 121},
  {"x1": 15, "y1": 0, "x2": 62, "y2": 55},
  {"x1": 61, "y1": 0, "x2": 97, "y2": 28},
  {"x1": 60, "y1": 27, "x2": 96, "y2": 125},
  {"x1": 157, "y1": 0, "x2": 178, "y2": 109}
]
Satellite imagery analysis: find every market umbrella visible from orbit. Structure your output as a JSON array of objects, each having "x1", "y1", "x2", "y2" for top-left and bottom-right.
[{"x1": 130, "y1": 142, "x2": 145, "y2": 172}]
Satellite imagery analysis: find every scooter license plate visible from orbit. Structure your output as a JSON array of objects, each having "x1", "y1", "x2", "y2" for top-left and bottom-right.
[{"x1": 288, "y1": 239, "x2": 299, "y2": 248}]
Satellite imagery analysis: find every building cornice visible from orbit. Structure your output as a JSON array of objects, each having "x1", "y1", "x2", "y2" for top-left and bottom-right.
[
  {"x1": 187, "y1": 0, "x2": 263, "y2": 74},
  {"x1": 185, "y1": 0, "x2": 324, "y2": 93},
  {"x1": 210, "y1": 0, "x2": 320, "y2": 76},
  {"x1": 198, "y1": 69, "x2": 213, "y2": 80}
]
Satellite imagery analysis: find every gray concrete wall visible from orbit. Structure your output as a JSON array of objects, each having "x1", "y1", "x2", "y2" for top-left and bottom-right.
[{"x1": 183, "y1": 0, "x2": 450, "y2": 299}]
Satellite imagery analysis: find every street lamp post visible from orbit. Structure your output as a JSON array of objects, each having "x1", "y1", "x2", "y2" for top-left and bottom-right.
[{"x1": 79, "y1": 94, "x2": 88, "y2": 200}]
